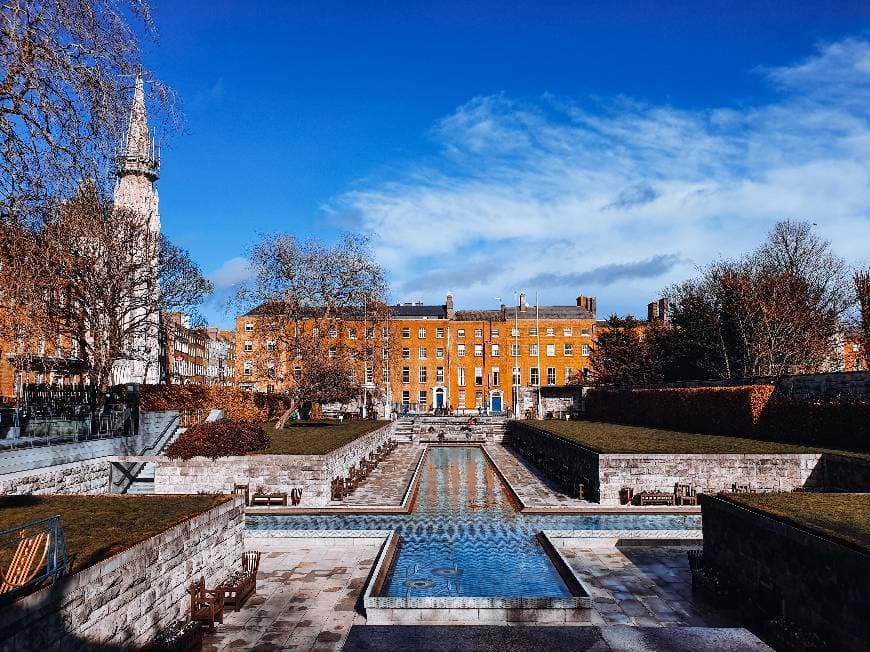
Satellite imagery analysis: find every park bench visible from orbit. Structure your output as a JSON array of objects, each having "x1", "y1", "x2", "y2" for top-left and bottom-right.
[
  {"x1": 731, "y1": 483, "x2": 754, "y2": 494},
  {"x1": 638, "y1": 490, "x2": 675, "y2": 506},
  {"x1": 250, "y1": 492, "x2": 288, "y2": 507},
  {"x1": 188, "y1": 576, "x2": 224, "y2": 630},
  {"x1": 331, "y1": 477, "x2": 349, "y2": 501},
  {"x1": 218, "y1": 551, "x2": 261, "y2": 612},
  {"x1": 674, "y1": 483, "x2": 699, "y2": 506}
]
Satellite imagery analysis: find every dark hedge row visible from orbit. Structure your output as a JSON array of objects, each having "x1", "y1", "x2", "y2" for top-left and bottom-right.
[
  {"x1": 165, "y1": 419, "x2": 271, "y2": 460},
  {"x1": 139, "y1": 384, "x2": 291, "y2": 421},
  {"x1": 585, "y1": 385, "x2": 869, "y2": 451}
]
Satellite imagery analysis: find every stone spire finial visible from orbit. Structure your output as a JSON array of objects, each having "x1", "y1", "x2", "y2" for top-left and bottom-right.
[{"x1": 118, "y1": 72, "x2": 159, "y2": 180}]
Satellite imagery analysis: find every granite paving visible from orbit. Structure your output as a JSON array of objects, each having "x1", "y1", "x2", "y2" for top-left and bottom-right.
[
  {"x1": 558, "y1": 544, "x2": 739, "y2": 628},
  {"x1": 485, "y1": 443, "x2": 590, "y2": 509},
  {"x1": 202, "y1": 536, "x2": 385, "y2": 652},
  {"x1": 337, "y1": 444, "x2": 423, "y2": 507}
]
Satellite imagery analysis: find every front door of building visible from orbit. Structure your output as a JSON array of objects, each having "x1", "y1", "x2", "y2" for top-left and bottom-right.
[
  {"x1": 491, "y1": 394, "x2": 502, "y2": 413},
  {"x1": 434, "y1": 388, "x2": 445, "y2": 408}
]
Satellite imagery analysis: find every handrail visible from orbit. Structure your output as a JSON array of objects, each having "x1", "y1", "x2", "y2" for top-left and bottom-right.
[{"x1": 112, "y1": 411, "x2": 180, "y2": 490}]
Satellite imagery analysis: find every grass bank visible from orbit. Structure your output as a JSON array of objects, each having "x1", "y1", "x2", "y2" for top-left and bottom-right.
[{"x1": 256, "y1": 419, "x2": 388, "y2": 455}]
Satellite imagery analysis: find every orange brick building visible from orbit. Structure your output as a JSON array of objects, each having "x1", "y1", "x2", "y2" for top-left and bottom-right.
[{"x1": 236, "y1": 292, "x2": 598, "y2": 415}]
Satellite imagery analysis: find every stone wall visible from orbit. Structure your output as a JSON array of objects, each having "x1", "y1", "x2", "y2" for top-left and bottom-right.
[
  {"x1": 700, "y1": 495, "x2": 869, "y2": 652},
  {"x1": 402, "y1": 416, "x2": 507, "y2": 442},
  {"x1": 820, "y1": 453, "x2": 870, "y2": 492},
  {"x1": 0, "y1": 498, "x2": 244, "y2": 651},
  {"x1": 154, "y1": 422, "x2": 392, "y2": 506},
  {"x1": 0, "y1": 458, "x2": 110, "y2": 496},
  {"x1": 598, "y1": 453, "x2": 822, "y2": 505}
]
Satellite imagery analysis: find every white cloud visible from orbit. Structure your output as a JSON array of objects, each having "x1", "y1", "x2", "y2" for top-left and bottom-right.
[
  {"x1": 327, "y1": 38, "x2": 870, "y2": 315},
  {"x1": 209, "y1": 256, "x2": 253, "y2": 291}
]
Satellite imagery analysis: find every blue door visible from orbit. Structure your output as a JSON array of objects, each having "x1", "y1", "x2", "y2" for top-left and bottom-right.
[
  {"x1": 435, "y1": 389, "x2": 445, "y2": 408},
  {"x1": 491, "y1": 394, "x2": 502, "y2": 413}
]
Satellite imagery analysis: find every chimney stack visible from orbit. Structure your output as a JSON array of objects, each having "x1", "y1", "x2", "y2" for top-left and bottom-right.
[
  {"x1": 577, "y1": 295, "x2": 596, "y2": 317},
  {"x1": 519, "y1": 292, "x2": 527, "y2": 312},
  {"x1": 589, "y1": 297, "x2": 596, "y2": 318},
  {"x1": 446, "y1": 293, "x2": 455, "y2": 319},
  {"x1": 658, "y1": 297, "x2": 669, "y2": 321},
  {"x1": 647, "y1": 302, "x2": 659, "y2": 321}
]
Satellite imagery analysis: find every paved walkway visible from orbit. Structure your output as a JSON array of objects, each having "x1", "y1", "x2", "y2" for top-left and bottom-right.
[
  {"x1": 558, "y1": 544, "x2": 738, "y2": 628},
  {"x1": 338, "y1": 444, "x2": 423, "y2": 507},
  {"x1": 202, "y1": 537, "x2": 384, "y2": 651},
  {"x1": 485, "y1": 444, "x2": 589, "y2": 510}
]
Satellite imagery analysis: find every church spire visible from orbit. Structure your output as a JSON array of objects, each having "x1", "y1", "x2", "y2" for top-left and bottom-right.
[{"x1": 117, "y1": 72, "x2": 159, "y2": 181}]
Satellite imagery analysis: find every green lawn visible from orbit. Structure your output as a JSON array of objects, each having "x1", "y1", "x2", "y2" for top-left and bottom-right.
[
  {"x1": 521, "y1": 419, "x2": 868, "y2": 458},
  {"x1": 0, "y1": 495, "x2": 229, "y2": 573},
  {"x1": 256, "y1": 419, "x2": 388, "y2": 455},
  {"x1": 722, "y1": 492, "x2": 870, "y2": 553}
]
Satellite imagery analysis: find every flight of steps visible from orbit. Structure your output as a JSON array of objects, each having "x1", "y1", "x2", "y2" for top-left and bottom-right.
[
  {"x1": 122, "y1": 411, "x2": 182, "y2": 495},
  {"x1": 394, "y1": 415, "x2": 509, "y2": 443}
]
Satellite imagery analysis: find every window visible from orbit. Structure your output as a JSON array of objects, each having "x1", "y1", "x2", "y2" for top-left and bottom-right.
[
  {"x1": 458, "y1": 368, "x2": 466, "y2": 386},
  {"x1": 243, "y1": 340, "x2": 253, "y2": 352},
  {"x1": 402, "y1": 390, "x2": 410, "y2": 405},
  {"x1": 530, "y1": 367, "x2": 539, "y2": 385},
  {"x1": 402, "y1": 367, "x2": 410, "y2": 383},
  {"x1": 348, "y1": 328, "x2": 357, "y2": 340},
  {"x1": 546, "y1": 327, "x2": 554, "y2": 336},
  {"x1": 402, "y1": 327, "x2": 410, "y2": 338},
  {"x1": 436, "y1": 347, "x2": 445, "y2": 359},
  {"x1": 419, "y1": 347, "x2": 427, "y2": 359},
  {"x1": 582, "y1": 344, "x2": 591, "y2": 356},
  {"x1": 474, "y1": 329, "x2": 482, "y2": 338},
  {"x1": 419, "y1": 367, "x2": 427, "y2": 382},
  {"x1": 366, "y1": 327, "x2": 374, "y2": 339},
  {"x1": 458, "y1": 390, "x2": 466, "y2": 407},
  {"x1": 419, "y1": 390, "x2": 428, "y2": 405},
  {"x1": 491, "y1": 344, "x2": 500, "y2": 357},
  {"x1": 244, "y1": 322, "x2": 253, "y2": 332},
  {"x1": 266, "y1": 384, "x2": 275, "y2": 394},
  {"x1": 312, "y1": 327, "x2": 320, "y2": 337},
  {"x1": 511, "y1": 343, "x2": 520, "y2": 356},
  {"x1": 293, "y1": 365, "x2": 301, "y2": 379},
  {"x1": 383, "y1": 347, "x2": 389, "y2": 360},
  {"x1": 565, "y1": 367, "x2": 573, "y2": 383},
  {"x1": 402, "y1": 347, "x2": 410, "y2": 359},
  {"x1": 436, "y1": 327, "x2": 444, "y2": 338},
  {"x1": 563, "y1": 327, "x2": 573, "y2": 336},
  {"x1": 529, "y1": 344, "x2": 538, "y2": 356},
  {"x1": 475, "y1": 391, "x2": 483, "y2": 408},
  {"x1": 511, "y1": 327, "x2": 519, "y2": 337},
  {"x1": 365, "y1": 366, "x2": 373, "y2": 383},
  {"x1": 564, "y1": 343, "x2": 573, "y2": 356},
  {"x1": 581, "y1": 328, "x2": 590, "y2": 336},
  {"x1": 546, "y1": 344, "x2": 555, "y2": 357},
  {"x1": 243, "y1": 361, "x2": 252, "y2": 375},
  {"x1": 383, "y1": 327, "x2": 389, "y2": 338},
  {"x1": 547, "y1": 367, "x2": 556, "y2": 385},
  {"x1": 328, "y1": 345, "x2": 337, "y2": 357},
  {"x1": 458, "y1": 344, "x2": 466, "y2": 357},
  {"x1": 853, "y1": 343, "x2": 861, "y2": 352},
  {"x1": 457, "y1": 328, "x2": 465, "y2": 338},
  {"x1": 418, "y1": 327, "x2": 426, "y2": 338},
  {"x1": 492, "y1": 368, "x2": 501, "y2": 385},
  {"x1": 328, "y1": 327, "x2": 337, "y2": 337},
  {"x1": 529, "y1": 328, "x2": 537, "y2": 336},
  {"x1": 513, "y1": 367, "x2": 521, "y2": 386},
  {"x1": 582, "y1": 367, "x2": 590, "y2": 381},
  {"x1": 267, "y1": 340, "x2": 276, "y2": 352},
  {"x1": 436, "y1": 366, "x2": 445, "y2": 382},
  {"x1": 491, "y1": 328, "x2": 500, "y2": 337},
  {"x1": 474, "y1": 344, "x2": 483, "y2": 357},
  {"x1": 383, "y1": 367, "x2": 390, "y2": 382},
  {"x1": 474, "y1": 367, "x2": 483, "y2": 386}
]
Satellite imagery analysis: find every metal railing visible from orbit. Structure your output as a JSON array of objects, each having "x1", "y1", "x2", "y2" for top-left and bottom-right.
[
  {"x1": 0, "y1": 405, "x2": 135, "y2": 451},
  {"x1": 0, "y1": 515, "x2": 68, "y2": 603}
]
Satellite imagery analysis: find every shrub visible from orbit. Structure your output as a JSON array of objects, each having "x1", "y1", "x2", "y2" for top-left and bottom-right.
[
  {"x1": 139, "y1": 385, "x2": 291, "y2": 421},
  {"x1": 585, "y1": 385, "x2": 774, "y2": 437},
  {"x1": 759, "y1": 397, "x2": 870, "y2": 451},
  {"x1": 165, "y1": 419, "x2": 270, "y2": 460}
]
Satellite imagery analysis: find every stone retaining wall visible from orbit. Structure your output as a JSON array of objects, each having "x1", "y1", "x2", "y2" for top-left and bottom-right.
[
  {"x1": 598, "y1": 453, "x2": 821, "y2": 505},
  {"x1": 154, "y1": 422, "x2": 392, "y2": 506},
  {"x1": 820, "y1": 453, "x2": 870, "y2": 492},
  {"x1": 403, "y1": 416, "x2": 507, "y2": 442},
  {"x1": 700, "y1": 495, "x2": 869, "y2": 652},
  {"x1": 0, "y1": 498, "x2": 244, "y2": 651},
  {"x1": 0, "y1": 458, "x2": 110, "y2": 496}
]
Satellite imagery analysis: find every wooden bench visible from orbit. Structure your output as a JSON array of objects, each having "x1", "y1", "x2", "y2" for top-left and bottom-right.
[
  {"x1": 189, "y1": 576, "x2": 224, "y2": 630},
  {"x1": 638, "y1": 491, "x2": 675, "y2": 506},
  {"x1": 674, "y1": 483, "x2": 699, "y2": 506},
  {"x1": 250, "y1": 492, "x2": 288, "y2": 507}
]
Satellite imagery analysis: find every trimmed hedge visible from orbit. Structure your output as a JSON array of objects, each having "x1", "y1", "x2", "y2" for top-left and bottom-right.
[
  {"x1": 165, "y1": 419, "x2": 270, "y2": 459},
  {"x1": 585, "y1": 385, "x2": 869, "y2": 451},
  {"x1": 139, "y1": 384, "x2": 291, "y2": 421},
  {"x1": 585, "y1": 385, "x2": 774, "y2": 437}
]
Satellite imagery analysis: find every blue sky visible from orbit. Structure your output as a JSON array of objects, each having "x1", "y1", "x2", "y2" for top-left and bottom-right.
[{"x1": 142, "y1": 1, "x2": 870, "y2": 327}]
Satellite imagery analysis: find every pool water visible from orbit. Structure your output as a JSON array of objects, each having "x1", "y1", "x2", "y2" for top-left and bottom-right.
[{"x1": 248, "y1": 447, "x2": 701, "y2": 598}]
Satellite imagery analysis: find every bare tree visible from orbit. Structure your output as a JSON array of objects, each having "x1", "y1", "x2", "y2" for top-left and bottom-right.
[
  {"x1": 855, "y1": 269, "x2": 870, "y2": 368},
  {"x1": 0, "y1": 0, "x2": 176, "y2": 220},
  {"x1": 3, "y1": 185, "x2": 211, "y2": 391},
  {"x1": 235, "y1": 233, "x2": 393, "y2": 426}
]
